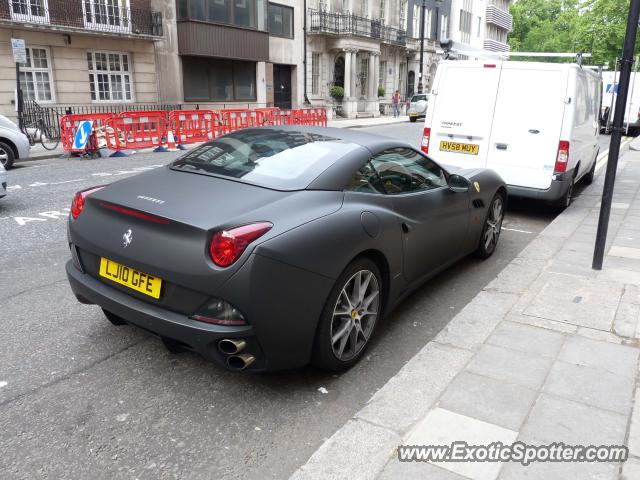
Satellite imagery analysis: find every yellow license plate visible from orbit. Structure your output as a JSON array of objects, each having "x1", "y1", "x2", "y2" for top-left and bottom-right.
[
  {"x1": 439, "y1": 141, "x2": 480, "y2": 155},
  {"x1": 99, "y1": 257, "x2": 162, "y2": 299}
]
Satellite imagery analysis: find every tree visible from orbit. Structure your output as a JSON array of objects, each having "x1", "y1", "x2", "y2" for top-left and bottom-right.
[{"x1": 509, "y1": 0, "x2": 637, "y2": 68}]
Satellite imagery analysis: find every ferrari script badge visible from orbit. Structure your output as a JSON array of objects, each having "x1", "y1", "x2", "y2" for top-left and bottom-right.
[
  {"x1": 474, "y1": 182, "x2": 481, "y2": 193},
  {"x1": 123, "y1": 229, "x2": 133, "y2": 248}
]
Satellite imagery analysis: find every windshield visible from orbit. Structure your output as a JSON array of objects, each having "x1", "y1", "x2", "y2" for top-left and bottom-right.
[
  {"x1": 172, "y1": 129, "x2": 361, "y2": 190},
  {"x1": 411, "y1": 95, "x2": 428, "y2": 102}
]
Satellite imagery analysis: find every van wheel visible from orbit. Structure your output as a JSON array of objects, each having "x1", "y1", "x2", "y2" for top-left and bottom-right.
[
  {"x1": 409, "y1": 117, "x2": 417, "y2": 123},
  {"x1": 0, "y1": 142, "x2": 15, "y2": 169},
  {"x1": 583, "y1": 158, "x2": 597, "y2": 185},
  {"x1": 556, "y1": 175, "x2": 575, "y2": 211}
]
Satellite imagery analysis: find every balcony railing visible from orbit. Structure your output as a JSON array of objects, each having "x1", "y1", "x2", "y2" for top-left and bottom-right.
[
  {"x1": 0, "y1": 1, "x2": 163, "y2": 38},
  {"x1": 484, "y1": 38, "x2": 510, "y2": 52},
  {"x1": 485, "y1": 5, "x2": 513, "y2": 32},
  {"x1": 309, "y1": 10, "x2": 407, "y2": 46}
]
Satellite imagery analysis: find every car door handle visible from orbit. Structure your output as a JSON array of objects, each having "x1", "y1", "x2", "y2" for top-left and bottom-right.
[
  {"x1": 496, "y1": 143, "x2": 508, "y2": 150},
  {"x1": 528, "y1": 129, "x2": 540, "y2": 134},
  {"x1": 401, "y1": 222, "x2": 411, "y2": 233}
]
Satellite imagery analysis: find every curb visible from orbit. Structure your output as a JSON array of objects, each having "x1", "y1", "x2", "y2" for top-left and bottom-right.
[{"x1": 342, "y1": 120, "x2": 411, "y2": 129}]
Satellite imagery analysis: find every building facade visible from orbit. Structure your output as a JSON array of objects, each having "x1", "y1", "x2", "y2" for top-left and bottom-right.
[
  {"x1": 448, "y1": 0, "x2": 512, "y2": 52},
  {"x1": 0, "y1": 0, "x2": 165, "y2": 121}
]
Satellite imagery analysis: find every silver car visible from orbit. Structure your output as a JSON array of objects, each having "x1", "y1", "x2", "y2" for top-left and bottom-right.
[
  {"x1": 408, "y1": 94, "x2": 429, "y2": 122},
  {"x1": 0, "y1": 162, "x2": 7, "y2": 199},
  {"x1": 0, "y1": 114, "x2": 31, "y2": 169}
]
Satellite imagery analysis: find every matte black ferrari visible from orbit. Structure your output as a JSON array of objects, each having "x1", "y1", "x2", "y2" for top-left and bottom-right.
[{"x1": 66, "y1": 126, "x2": 506, "y2": 372}]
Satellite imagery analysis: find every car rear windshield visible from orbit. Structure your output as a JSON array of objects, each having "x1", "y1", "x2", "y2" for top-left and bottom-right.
[
  {"x1": 411, "y1": 95, "x2": 427, "y2": 102},
  {"x1": 171, "y1": 129, "x2": 360, "y2": 190}
]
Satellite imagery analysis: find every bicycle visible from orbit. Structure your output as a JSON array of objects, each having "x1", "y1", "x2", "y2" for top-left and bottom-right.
[{"x1": 22, "y1": 117, "x2": 60, "y2": 151}]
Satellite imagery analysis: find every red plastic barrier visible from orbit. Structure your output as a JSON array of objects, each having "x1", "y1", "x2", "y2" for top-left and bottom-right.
[
  {"x1": 218, "y1": 108, "x2": 255, "y2": 134},
  {"x1": 170, "y1": 110, "x2": 218, "y2": 144},
  {"x1": 60, "y1": 113, "x2": 114, "y2": 152},
  {"x1": 105, "y1": 111, "x2": 167, "y2": 151},
  {"x1": 289, "y1": 108, "x2": 328, "y2": 127},
  {"x1": 253, "y1": 107, "x2": 280, "y2": 126}
]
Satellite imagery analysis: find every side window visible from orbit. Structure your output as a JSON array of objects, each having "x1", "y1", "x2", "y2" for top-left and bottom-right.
[
  {"x1": 345, "y1": 162, "x2": 386, "y2": 194},
  {"x1": 371, "y1": 148, "x2": 448, "y2": 194}
]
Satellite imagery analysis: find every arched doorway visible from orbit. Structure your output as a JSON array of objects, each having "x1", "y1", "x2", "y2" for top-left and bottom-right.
[
  {"x1": 407, "y1": 71, "x2": 415, "y2": 98},
  {"x1": 334, "y1": 55, "x2": 345, "y2": 88}
]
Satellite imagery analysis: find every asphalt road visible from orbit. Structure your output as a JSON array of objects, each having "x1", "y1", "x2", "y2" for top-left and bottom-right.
[{"x1": 0, "y1": 122, "x2": 569, "y2": 479}]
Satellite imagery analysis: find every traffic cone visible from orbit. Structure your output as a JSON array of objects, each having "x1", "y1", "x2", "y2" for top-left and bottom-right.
[{"x1": 167, "y1": 130, "x2": 177, "y2": 151}]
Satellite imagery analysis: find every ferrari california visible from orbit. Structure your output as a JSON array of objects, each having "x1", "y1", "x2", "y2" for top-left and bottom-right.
[{"x1": 66, "y1": 126, "x2": 506, "y2": 372}]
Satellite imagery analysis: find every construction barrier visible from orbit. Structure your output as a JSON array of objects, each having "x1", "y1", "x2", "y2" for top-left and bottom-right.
[
  {"x1": 104, "y1": 111, "x2": 168, "y2": 151},
  {"x1": 170, "y1": 110, "x2": 219, "y2": 144},
  {"x1": 60, "y1": 113, "x2": 114, "y2": 153},
  {"x1": 60, "y1": 107, "x2": 328, "y2": 153}
]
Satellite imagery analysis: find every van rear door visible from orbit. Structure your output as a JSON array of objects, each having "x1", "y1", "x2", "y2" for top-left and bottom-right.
[
  {"x1": 428, "y1": 62, "x2": 502, "y2": 169},
  {"x1": 486, "y1": 64, "x2": 568, "y2": 190}
]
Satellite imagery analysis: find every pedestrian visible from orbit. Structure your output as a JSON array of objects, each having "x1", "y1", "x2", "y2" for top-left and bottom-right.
[{"x1": 392, "y1": 90, "x2": 401, "y2": 118}]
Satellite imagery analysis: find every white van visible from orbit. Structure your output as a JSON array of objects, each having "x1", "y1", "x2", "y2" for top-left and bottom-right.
[{"x1": 422, "y1": 60, "x2": 601, "y2": 208}]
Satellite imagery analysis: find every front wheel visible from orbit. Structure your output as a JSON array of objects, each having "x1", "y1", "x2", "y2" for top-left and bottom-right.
[
  {"x1": 312, "y1": 258, "x2": 382, "y2": 371},
  {"x1": 475, "y1": 193, "x2": 505, "y2": 259},
  {"x1": 0, "y1": 141, "x2": 15, "y2": 169},
  {"x1": 39, "y1": 129, "x2": 60, "y2": 151}
]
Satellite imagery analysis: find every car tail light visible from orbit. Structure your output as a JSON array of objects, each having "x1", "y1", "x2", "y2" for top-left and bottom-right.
[
  {"x1": 70, "y1": 185, "x2": 107, "y2": 219},
  {"x1": 421, "y1": 127, "x2": 431, "y2": 154},
  {"x1": 209, "y1": 222, "x2": 273, "y2": 267},
  {"x1": 554, "y1": 140, "x2": 570, "y2": 173}
]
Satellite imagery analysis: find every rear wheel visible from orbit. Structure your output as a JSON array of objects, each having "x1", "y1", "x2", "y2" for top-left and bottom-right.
[
  {"x1": 474, "y1": 193, "x2": 504, "y2": 259},
  {"x1": 312, "y1": 258, "x2": 382, "y2": 371},
  {"x1": 102, "y1": 308, "x2": 127, "y2": 326},
  {"x1": 555, "y1": 173, "x2": 576, "y2": 211},
  {"x1": 583, "y1": 157, "x2": 597, "y2": 185},
  {"x1": 0, "y1": 142, "x2": 15, "y2": 169},
  {"x1": 39, "y1": 129, "x2": 60, "y2": 151},
  {"x1": 409, "y1": 117, "x2": 417, "y2": 123}
]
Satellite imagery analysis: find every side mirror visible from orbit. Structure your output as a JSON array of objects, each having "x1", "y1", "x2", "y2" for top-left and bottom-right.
[{"x1": 448, "y1": 174, "x2": 470, "y2": 193}]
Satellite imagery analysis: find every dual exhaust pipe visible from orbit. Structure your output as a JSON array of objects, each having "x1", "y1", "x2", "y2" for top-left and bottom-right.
[{"x1": 218, "y1": 338, "x2": 255, "y2": 370}]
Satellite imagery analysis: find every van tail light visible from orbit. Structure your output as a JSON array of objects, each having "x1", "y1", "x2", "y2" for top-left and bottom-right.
[
  {"x1": 421, "y1": 127, "x2": 431, "y2": 154},
  {"x1": 209, "y1": 222, "x2": 273, "y2": 268},
  {"x1": 554, "y1": 141, "x2": 570, "y2": 173},
  {"x1": 70, "y1": 185, "x2": 107, "y2": 219}
]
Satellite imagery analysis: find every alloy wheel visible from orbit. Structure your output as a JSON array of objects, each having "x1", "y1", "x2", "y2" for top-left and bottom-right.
[
  {"x1": 483, "y1": 196, "x2": 504, "y2": 252},
  {"x1": 330, "y1": 270, "x2": 380, "y2": 362},
  {"x1": 0, "y1": 147, "x2": 8, "y2": 167}
]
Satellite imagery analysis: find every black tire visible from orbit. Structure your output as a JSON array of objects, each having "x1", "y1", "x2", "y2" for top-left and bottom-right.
[
  {"x1": 312, "y1": 257, "x2": 383, "y2": 371},
  {"x1": 474, "y1": 193, "x2": 505, "y2": 259},
  {"x1": 582, "y1": 157, "x2": 597, "y2": 185},
  {"x1": 39, "y1": 129, "x2": 59, "y2": 151},
  {"x1": 409, "y1": 117, "x2": 417, "y2": 123},
  {"x1": 555, "y1": 173, "x2": 575, "y2": 211},
  {"x1": 0, "y1": 141, "x2": 15, "y2": 169},
  {"x1": 102, "y1": 308, "x2": 127, "y2": 326}
]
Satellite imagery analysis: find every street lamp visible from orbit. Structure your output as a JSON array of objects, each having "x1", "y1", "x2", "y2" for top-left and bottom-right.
[{"x1": 417, "y1": 0, "x2": 426, "y2": 94}]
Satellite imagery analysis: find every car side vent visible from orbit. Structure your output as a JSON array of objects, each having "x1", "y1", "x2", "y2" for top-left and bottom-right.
[{"x1": 472, "y1": 199, "x2": 485, "y2": 209}]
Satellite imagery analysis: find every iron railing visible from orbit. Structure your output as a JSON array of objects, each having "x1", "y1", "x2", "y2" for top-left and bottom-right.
[
  {"x1": 0, "y1": 2, "x2": 163, "y2": 37},
  {"x1": 309, "y1": 10, "x2": 407, "y2": 46},
  {"x1": 20, "y1": 101, "x2": 183, "y2": 140}
]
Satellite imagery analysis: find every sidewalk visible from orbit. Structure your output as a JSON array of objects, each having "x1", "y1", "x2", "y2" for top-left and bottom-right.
[{"x1": 291, "y1": 149, "x2": 640, "y2": 480}]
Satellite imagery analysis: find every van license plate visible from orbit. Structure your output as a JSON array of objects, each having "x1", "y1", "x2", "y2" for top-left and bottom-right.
[
  {"x1": 99, "y1": 257, "x2": 162, "y2": 299},
  {"x1": 440, "y1": 141, "x2": 479, "y2": 155}
]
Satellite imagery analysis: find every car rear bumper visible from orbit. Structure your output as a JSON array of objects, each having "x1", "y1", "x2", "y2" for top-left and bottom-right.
[
  {"x1": 506, "y1": 170, "x2": 573, "y2": 201},
  {"x1": 66, "y1": 259, "x2": 264, "y2": 370}
]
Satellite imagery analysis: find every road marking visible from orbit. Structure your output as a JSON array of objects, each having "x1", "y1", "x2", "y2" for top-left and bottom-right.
[
  {"x1": 595, "y1": 137, "x2": 634, "y2": 173},
  {"x1": 502, "y1": 227, "x2": 535, "y2": 234},
  {"x1": 8, "y1": 207, "x2": 71, "y2": 226}
]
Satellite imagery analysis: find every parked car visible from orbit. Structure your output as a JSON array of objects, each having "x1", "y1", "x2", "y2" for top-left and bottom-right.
[
  {"x1": 0, "y1": 162, "x2": 7, "y2": 199},
  {"x1": 66, "y1": 126, "x2": 506, "y2": 372},
  {"x1": 423, "y1": 60, "x2": 601, "y2": 209},
  {"x1": 408, "y1": 94, "x2": 429, "y2": 122},
  {"x1": 0, "y1": 114, "x2": 30, "y2": 169}
]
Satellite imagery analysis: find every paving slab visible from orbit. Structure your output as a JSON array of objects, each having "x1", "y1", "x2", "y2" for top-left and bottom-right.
[
  {"x1": 558, "y1": 336, "x2": 639, "y2": 377},
  {"x1": 380, "y1": 460, "x2": 470, "y2": 480},
  {"x1": 485, "y1": 321, "x2": 565, "y2": 359},
  {"x1": 404, "y1": 408, "x2": 518, "y2": 480},
  {"x1": 628, "y1": 385, "x2": 640, "y2": 458},
  {"x1": 438, "y1": 372, "x2": 538, "y2": 431}
]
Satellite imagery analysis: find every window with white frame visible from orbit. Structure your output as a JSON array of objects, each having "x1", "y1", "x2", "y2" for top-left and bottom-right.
[
  {"x1": 361, "y1": 0, "x2": 369, "y2": 17},
  {"x1": 425, "y1": 9, "x2": 432, "y2": 38},
  {"x1": 318, "y1": 0, "x2": 329, "y2": 12},
  {"x1": 399, "y1": 0, "x2": 407, "y2": 30},
  {"x1": 312, "y1": 52, "x2": 321, "y2": 95},
  {"x1": 87, "y1": 51, "x2": 133, "y2": 102},
  {"x1": 10, "y1": 0, "x2": 49, "y2": 23},
  {"x1": 412, "y1": 5, "x2": 419, "y2": 39},
  {"x1": 341, "y1": 0, "x2": 349, "y2": 12},
  {"x1": 476, "y1": 15, "x2": 481, "y2": 37},
  {"x1": 83, "y1": 0, "x2": 131, "y2": 33},
  {"x1": 380, "y1": 0, "x2": 385, "y2": 22},
  {"x1": 19, "y1": 47, "x2": 54, "y2": 102},
  {"x1": 441, "y1": 13, "x2": 448, "y2": 39},
  {"x1": 379, "y1": 60, "x2": 386, "y2": 89}
]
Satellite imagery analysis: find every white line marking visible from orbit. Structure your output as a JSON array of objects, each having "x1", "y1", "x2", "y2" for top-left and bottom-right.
[
  {"x1": 502, "y1": 227, "x2": 535, "y2": 234},
  {"x1": 595, "y1": 137, "x2": 634, "y2": 173}
]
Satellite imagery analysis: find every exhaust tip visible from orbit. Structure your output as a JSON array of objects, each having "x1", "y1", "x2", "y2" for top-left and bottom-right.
[
  {"x1": 227, "y1": 354, "x2": 255, "y2": 370},
  {"x1": 218, "y1": 338, "x2": 246, "y2": 355}
]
